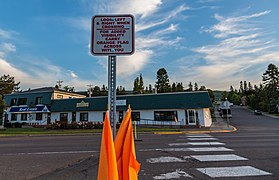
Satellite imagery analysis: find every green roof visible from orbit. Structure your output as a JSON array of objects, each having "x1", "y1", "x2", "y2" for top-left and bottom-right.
[{"x1": 50, "y1": 91, "x2": 213, "y2": 112}]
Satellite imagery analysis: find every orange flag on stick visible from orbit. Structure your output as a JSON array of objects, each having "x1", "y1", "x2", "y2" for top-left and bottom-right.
[
  {"x1": 98, "y1": 111, "x2": 119, "y2": 180},
  {"x1": 114, "y1": 107, "x2": 140, "y2": 180}
]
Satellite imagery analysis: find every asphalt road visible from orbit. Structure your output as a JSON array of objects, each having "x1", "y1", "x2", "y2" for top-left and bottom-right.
[{"x1": 0, "y1": 106, "x2": 278, "y2": 179}]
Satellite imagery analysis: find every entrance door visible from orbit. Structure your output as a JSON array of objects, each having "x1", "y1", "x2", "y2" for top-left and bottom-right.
[
  {"x1": 60, "y1": 113, "x2": 68, "y2": 123},
  {"x1": 186, "y1": 110, "x2": 196, "y2": 125}
]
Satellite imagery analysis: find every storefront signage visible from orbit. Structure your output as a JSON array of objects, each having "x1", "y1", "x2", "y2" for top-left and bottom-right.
[
  {"x1": 76, "y1": 101, "x2": 89, "y2": 107},
  {"x1": 9, "y1": 105, "x2": 50, "y2": 113},
  {"x1": 116, "y1": 100, "x2": 126, "y2": 106},
  {"x1": 91, "y1": 15, "x2": 134, "y2": 55}
]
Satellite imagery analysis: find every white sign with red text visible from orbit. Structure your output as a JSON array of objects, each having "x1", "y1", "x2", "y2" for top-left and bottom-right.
[{"x1": 91, "y1": 15, "x2": 134, "y2": 55}]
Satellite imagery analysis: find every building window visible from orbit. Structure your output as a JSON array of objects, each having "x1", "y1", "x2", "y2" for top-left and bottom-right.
[
  {"x1": 36, "y1": 113, "x2": 43, "y2": 120},
  {"x1": 80, "y1": 113, "x2": 88, "y2": 121},
  {"x1": 154, "y1": 111, "x2": 177, "y2": 121},
  {"x1": 11, "y1": 114, "x2": 17, "y2": 121},
  {"x1": 10, "y1": 98, "x2": 17, "y2": 106},
  {"x1": 21, "y1": 113, "x2": 27, "y2": 121},
  {"x1": 72, "y1": 112, "x2": 76, "y2": 122},
  {"x1": 35, "y1": 97, "x2": 43, "y2": 104},
  {"x1": 57, "y1": 95, "x2": 63, "y2": 99},
  {"x1": 18, "y1": 98, "x2": 27, "y2": 105},
  {"x1": 132, "y1": 112, "x2": 140, "y2": 121},
  {"x1": 60, "y1": 113, "x2": 68, "y2": 122}
]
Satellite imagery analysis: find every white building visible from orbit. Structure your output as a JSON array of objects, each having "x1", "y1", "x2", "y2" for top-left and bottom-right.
[{"x1": 3, "y1": 88, "x2": 213, "y2": 127}]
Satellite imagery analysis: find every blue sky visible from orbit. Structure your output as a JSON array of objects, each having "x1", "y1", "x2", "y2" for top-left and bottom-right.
[{"x1": 1, "y1": 0, "x2": 279, "y2": 91}]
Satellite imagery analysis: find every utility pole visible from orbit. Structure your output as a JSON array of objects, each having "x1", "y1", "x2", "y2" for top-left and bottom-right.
[
  {"x1": 56, "y1": 80, "x2": 63, "y2": 89},
  {"x1": 87, "y1": 84, "x2": 93, "y2": 97}
]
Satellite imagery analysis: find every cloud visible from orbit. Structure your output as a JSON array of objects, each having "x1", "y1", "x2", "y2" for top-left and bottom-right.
[
  {"x1": 203, "y1": 10, "x2": 271, "y2": 38},
  {"x1": 189, "y1": 10, "x2": 278, "y2": 89},
  {"x1": 0, "y1": 28, "x2": 16, "y2": 39},
  {"x1": 1, "y1": 43, "x2": 16, "y2": 53},
  {"x1": 68, "y1": 70, "x2": 78, "y2": 79},
  {"x1": 111, "y1": 0, "x2": 162, "y2": 18}
]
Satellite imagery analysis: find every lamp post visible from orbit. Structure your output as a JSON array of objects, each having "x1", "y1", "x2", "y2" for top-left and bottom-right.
[{"x1": 225, "y1": 98, "x2": 229, "y2": 127}]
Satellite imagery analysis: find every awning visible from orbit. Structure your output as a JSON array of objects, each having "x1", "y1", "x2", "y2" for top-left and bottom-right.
[{"x1": 9, "y1": 105, "x2": 50, "y2": 113}]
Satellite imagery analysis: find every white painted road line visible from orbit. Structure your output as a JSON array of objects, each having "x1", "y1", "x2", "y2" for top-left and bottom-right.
[
  {"x1": 153, "y1": 169, "x2": 193, "y2": 179},
  {"x1": 159, "y1": 148, "x2": 191, "y2": 152},
  {"x1": 141, "y1": 147, "x2": 233, "y2": 152},
  {"x1": 188, "y1": 138, "x2": 218, "y2": 141},
  {"x1": 188, "y1": 142, "x2": 225, "y2": 145},
  {"x1": 5, "y1": 150, "x2": 96, "y2": 156},
  {"x1": 197, "y1": 166, "x2": 272, "y2": 178},
  {"x1": 188, "y1": 147, "x2": 233, "y2": 152},
  {"x1": 169, "y1": 142, "x2": 225, "y2": 146},
  {"x1": 187, "y1": 134, "x2": 212, "y2": 138},
  {"x1": 147, "y1": 156, "x2": 187, "y2": 163},
  {"x1": 191, "y1": 154, "x2": 248, "y2": 162}
]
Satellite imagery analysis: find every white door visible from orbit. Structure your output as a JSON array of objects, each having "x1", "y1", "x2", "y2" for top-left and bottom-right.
[{"x1": 186, "y1": 110, "x2": 197, "y2": 125}]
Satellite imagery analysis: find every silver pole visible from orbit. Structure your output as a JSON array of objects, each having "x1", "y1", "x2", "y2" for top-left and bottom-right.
[{"x1": 108, "y1": 56, "x2": 117, "y2": 139}]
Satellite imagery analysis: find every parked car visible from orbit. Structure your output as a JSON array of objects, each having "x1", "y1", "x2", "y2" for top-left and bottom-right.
[{"x1": 254, "y1": 110, "x2": 262, "y2": 115}]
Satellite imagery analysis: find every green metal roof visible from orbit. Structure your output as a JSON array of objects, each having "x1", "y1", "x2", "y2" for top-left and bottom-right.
[
  {"x1": 4, "y1": 91, "x2": 53, "y2": 106},
  {"x1": 50, "y1": 91, "x2": 213, "y2": 112}
]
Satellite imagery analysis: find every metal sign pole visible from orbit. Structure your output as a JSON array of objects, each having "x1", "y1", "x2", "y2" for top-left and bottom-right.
[{"x1": 108, "y1": 55, "x2": 117, "y2": 139}]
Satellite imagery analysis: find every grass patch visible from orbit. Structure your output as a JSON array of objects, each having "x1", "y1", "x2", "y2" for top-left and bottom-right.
[
  {"x1": 0, "y1": 128, "x2": 102, "y2": 136},
  {"x1": 0, "y1": 126, "x2": 185, "y2": 136}
]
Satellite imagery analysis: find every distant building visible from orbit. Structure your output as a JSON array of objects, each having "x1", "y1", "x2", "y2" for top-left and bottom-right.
[
  {"x1": 3, "y1": 87, "x2": 86, "y2": 125},
  {"x1": 3, "y1": 87, "x2": 213, "y2": 127}
]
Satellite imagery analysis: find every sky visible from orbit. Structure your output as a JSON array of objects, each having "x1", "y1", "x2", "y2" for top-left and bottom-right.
[{"x1": 1, "y1": 0, "x2": 279, "y2": 91}]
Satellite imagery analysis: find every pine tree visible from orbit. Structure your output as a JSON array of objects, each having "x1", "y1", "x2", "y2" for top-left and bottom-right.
[{"x1": 155, "y1": 68, "x2": 171, "y2": 93}]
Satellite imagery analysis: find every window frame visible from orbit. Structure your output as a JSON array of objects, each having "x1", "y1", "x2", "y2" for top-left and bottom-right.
[
  {"x1": 80, "y1": 112, "x2": 89, "y2": 122},
  {"x1": 154, "y1": 111, "x2": 177, "y2": 121}
]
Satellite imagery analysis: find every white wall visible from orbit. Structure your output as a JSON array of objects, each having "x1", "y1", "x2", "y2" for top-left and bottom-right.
[
  {"x1": 203, "y1": 108, "x2": 212, "y2": 127},
  {"x1": 49, "y1": 108, "x2": 210, "y2": 127}
]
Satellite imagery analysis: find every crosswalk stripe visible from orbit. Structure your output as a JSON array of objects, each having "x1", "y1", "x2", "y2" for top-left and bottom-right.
[
  {"x1": 197, "y1": 166, "x2": 272, "y2": 178},
  {"x1": 153, "y1": 169, "x2": 193, "y2": 179},
  {"x1": 188, "y1": 147, "x2": 233, "y2": 152},
  {"x1": 169, "y1": 142, "x2": 225, "y2": 146},
  {"x1": 187, "y1": 134, "x2": 212, "y2": 138},
  {"x1": 188, "y1": 137, "x2": 218, "y2": 141},
  {"x1": 146, "y1": 156, "x2": 188, "y2": 163},
  {"x1": 191, "y1": 154, "x2": 248, "y2": 161}
]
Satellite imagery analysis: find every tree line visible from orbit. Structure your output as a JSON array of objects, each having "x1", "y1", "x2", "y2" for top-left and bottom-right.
[{"x1": 226, "y1": 64, "x2": 279, "y2": 113}]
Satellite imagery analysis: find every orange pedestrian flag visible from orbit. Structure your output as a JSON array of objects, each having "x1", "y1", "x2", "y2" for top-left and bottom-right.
[
  {"x1": 98, "y1": 111, "x2": 119, "y2": 180},
  {"x1": 114, "y1": 107, "x2": 140, "y2": 180}
]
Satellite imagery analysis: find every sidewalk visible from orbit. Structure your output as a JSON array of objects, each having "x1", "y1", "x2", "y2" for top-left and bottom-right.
[{"x1": 154, "y1": 113, "x2": 237, "y2": 135}]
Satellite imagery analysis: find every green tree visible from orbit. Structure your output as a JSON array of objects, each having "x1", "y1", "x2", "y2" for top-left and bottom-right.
[
  {"x1": 171, "y1": 82, "x2": 177, "y2": 92},
  {"x1": 187, "y1": 82, "x2": 193, "y2": 91},
  {"x1": 0, "y1": 74, "x2": 20, "y2": 125},
  {"x1": 194, "y1": 82, "x2": 199, "y2": 91},
  {"x1": 63, "y1": 86, "x2": 75, "y2": 92},
  {"x1": 155, "y1": 68, "x2": 171, "y2": 93},
  {"x1": 176, "y1": 82, "x2": 184, "y2": 92},
  {"x1": 262, "y1": 63, "x2": 279, "y2": 101},
  {"x1": 0, "y1": 74, "x2": 20, "y2": 95},
  {"x1": 133, "y1": 74, "x2": 144, "y2": 94},
  {"x1": 207, "y1": 89, "x2": 215, "y2": 103},
  {"x1": 199, "y1": 85, "x2": 207, "y2": 91}
]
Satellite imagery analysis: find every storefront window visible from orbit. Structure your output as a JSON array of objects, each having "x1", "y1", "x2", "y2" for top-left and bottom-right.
[
  {"x1": 132, "y1": 112, "x2": 140, "y2": 121},
  {"x1": 11, "y1": 114, "x2": 17, "y2": 121},
  {"x1": 36, "y1": 113, "x2": 43, "y2": 120},
  {"x1": 154, "y1": 111, "x2": 177, "y2": 121},
  {"x1": 80, "y1": 113, "x2": 88, "y2": 121},
  {"x1": 21, "y1": 113, "x2": 27, "y2": 121}
]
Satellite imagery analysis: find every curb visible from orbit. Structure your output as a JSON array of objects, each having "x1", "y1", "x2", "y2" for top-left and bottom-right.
[{"x1": 153, "y1": 125, "x2": 237, "y2": 135}]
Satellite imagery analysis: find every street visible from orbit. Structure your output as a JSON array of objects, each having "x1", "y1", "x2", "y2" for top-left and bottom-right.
[{"x1": 0, "y1": 106, "x2": 279, "y2": 179}]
